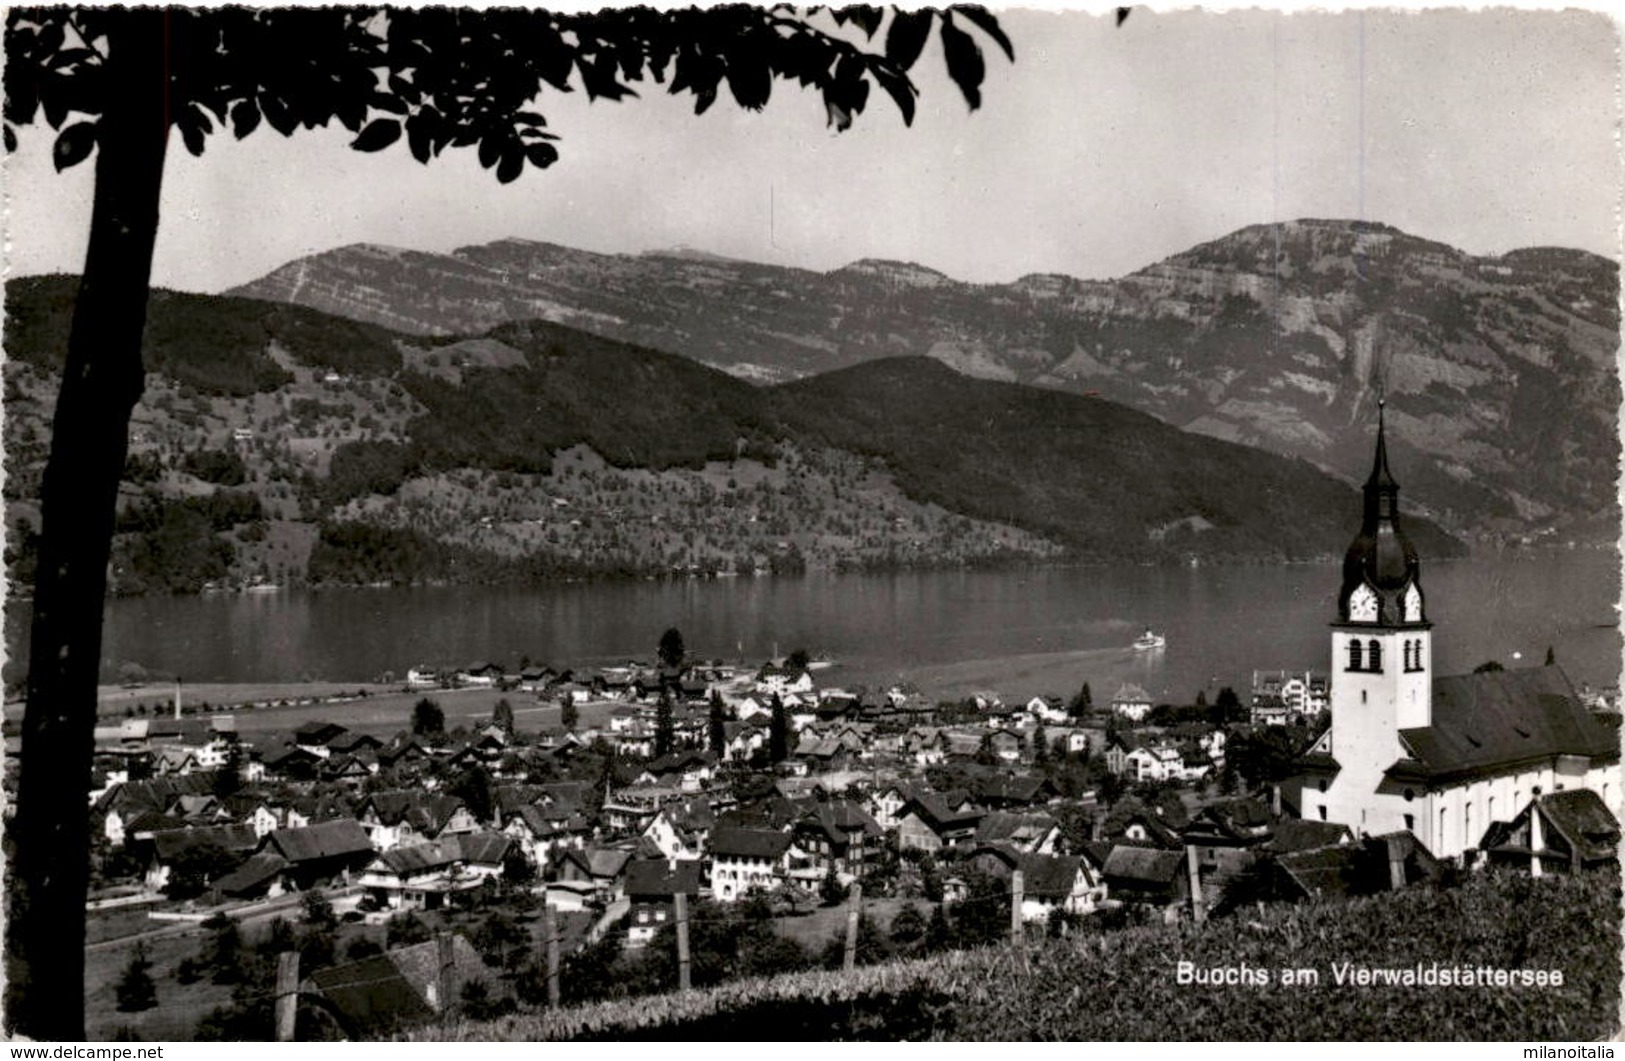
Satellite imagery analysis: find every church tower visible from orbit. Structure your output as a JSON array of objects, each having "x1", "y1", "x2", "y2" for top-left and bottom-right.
[{"x1": 1319, "y1": 404, "x2": 1434, "y2": 822}]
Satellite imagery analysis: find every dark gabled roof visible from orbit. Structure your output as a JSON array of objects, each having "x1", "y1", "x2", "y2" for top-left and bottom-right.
[
  {"x1": 376, "y1": 832, "x2": 511, "y2": 875},
  {"x1": 328, "y1": 731, "x2": 383, "y2": 754},
  {"x1": 307, "y1": 936, "x2": 486, "y2": 1034},
  {"x1": 624, "y1": 858, "x2": 703, "y2": 898},
  {"x1": 1263, "y1": 819, "x2": 1354, "y2": 854},
  {"x1": 710, "y1": 826, "x2": 793, "y2": 860},
  {"x1": 1102, "y1": 846, "x2": 1184, "y2": 884},
  {"x1": 796, "y1": 801, "x2": 883, "y2": 843},
  {"x1": 1393, "y1": 667, "x2": 1618, "y2": 783},
  {"x1": 974, "y1": 773, "x2": 1049, "y2": 804},
  {"x1": 153, "y1": 823, "x2": 260, "y2": 859},
  {"x1": 294, "y1": 720, "x2": 349, "y2": 745},
  {"x1": 1534, "y1": 788, "x2": 1619, "y2": 862},
  {"x1": 1017, "y1": 853, "x2": 1085, "y2": 899},
  {"x1": 902, "y1": 793, "x2": 983, "y2": 832},
  {"x1": 265, "y1": 819, "x2": 373, "y2": 864},
  {"x1": 213, "y1": 852, "x2": 290, "y2": 895},
  {"x1": 975, "y1": 811, "x2": 1058, "y2": 845},
  {"x1": 1275, "y1": 844, "x2": 1370, "y2": 899}
]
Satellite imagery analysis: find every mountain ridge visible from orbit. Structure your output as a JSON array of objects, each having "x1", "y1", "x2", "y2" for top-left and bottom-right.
[
  {"x1": 2, "y1": 276, "x2": 1465, "y2": 596},
  {"x1": 226, "y1": 217, "x2": 1620, "y2": 546}
]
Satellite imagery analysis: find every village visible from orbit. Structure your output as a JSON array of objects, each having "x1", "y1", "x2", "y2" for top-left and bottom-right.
[{"x1": 62, "y1": 636, "x2": 1381, "y2": 1035}]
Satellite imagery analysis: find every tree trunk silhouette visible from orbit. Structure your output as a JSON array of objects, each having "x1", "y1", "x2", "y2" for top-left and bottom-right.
[{"x1": 7, "y1": 9, "x2": 168, "y2": 1039}]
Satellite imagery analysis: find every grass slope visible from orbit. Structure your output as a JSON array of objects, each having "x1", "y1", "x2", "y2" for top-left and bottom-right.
[{"x1": 410, "y1": 869, "x2": 1619, "y2": 1041}]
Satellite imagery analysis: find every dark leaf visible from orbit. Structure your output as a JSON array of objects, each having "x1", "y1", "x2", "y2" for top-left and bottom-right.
[
  {"x1": 512, "y1": 111, "x2": 548, "y2": 127},
  {"x1": 948, "y1": 6, "x2": 1015, "y2": 61},
  {"x1": 884, "y1": 10, "x2": 934, "y2": 70},
  {"x1": 477, "y1": 134, "x2": 501, "y2": 170},
  {"x1": 495, "y1": 148, "x2": 523, "y2": 184},
  {"x1": 260, "y1": 94, "x2": 297, "y2": 136},
  {"x1": 872, "y1": 67, "x2": 917, "y2": 127},
  {"x1": 832, "y1": 6, "x2": 884, "y2": 37},
  {"x1": 230, "y1": 99, "x2": 261, "y2": 139},
  {"x1": 693, "y1": 87, "x2": 717, "y2": 116},
  {"x1": 4, "y1": 124, "x2": 17, "y2": 154},
  {"x1": 350, "y1": 117, "x2": 402, "y2": 152},
  {"x1": 725, "y1": 51, "x2": 772, "y2": 111},
  {"x1": 180, "y1": 118, "x2": 205, "y2": 157},
  {"x1": 51, "y1": 120, "x2": 94, "y2": 170},
  {"x1": 369, "y1": 92, "x2": 408, "y2": 116},
  {"x1": 525, "y1": 141, "x2": 559, "y2": 169},
  {"x1": 405, "y1": 112, "x2": 432, "y2": 164},
  {"x1": 938, "y1": 17, "x2": 985, "y2": 110}
]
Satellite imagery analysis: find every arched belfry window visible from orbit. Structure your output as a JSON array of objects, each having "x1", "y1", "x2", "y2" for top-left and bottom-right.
[
  {"x1": 1367, "y1": 639, "x2": 1383, "y2": 672},
  {"x1": 1348, "y1": 639, "x2": 1363, "y2": 671},
  {"x1": 1402, "y1": 641, "x2": 1413, "y2": 670},
  {"x1": 1411, "y1": 641, "x2": 1424, "y2": 672}
]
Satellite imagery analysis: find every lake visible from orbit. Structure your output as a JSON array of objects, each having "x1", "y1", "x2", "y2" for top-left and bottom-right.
[{"x1": 12, "y1": 549, "x2": 1619, "y2": 705}]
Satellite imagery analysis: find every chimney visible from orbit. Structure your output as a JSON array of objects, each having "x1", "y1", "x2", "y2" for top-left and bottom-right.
[{"x1": 1271, "y1": 784, "x2": 1282, "y2": 817}]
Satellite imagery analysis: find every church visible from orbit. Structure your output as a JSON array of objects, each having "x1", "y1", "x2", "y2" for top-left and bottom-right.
[{"x1": 1291, "y1": 406, "x2": 1621, "y2": 862}]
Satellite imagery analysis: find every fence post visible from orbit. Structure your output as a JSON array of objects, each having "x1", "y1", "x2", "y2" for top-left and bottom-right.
[
  {"x1": 436, "y1": 931, "x2": 457, "y2": 1014},
  {"x1": 544, "y1": 902, "x2": 561, "y2": 1008},
  {"x1": 1010, "y1": 869, "x2": 1025, "y2": 946},
  {"x1": 674, "y1": 891, "x2": 691, "y2": 991},
  {"x1": 843, "y1": 880, "x2": 863, "y2": 972},
  {"x1": 1185, "y1": 844, "x2": 1206, "y2": 923},
  {"x1": 274, "y1": 949, "x2": 300, "y2": 1042}
]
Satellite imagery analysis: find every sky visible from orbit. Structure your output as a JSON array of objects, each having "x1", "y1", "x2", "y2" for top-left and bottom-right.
[{"x1": 2, "y1": 5, "x2": 1619, "y2": 293}]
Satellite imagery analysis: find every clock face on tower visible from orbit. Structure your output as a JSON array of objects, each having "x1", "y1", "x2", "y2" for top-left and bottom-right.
[
  {"x1": 1349, "y1": 583, "x2": 1378, "y2": 622},
  {"x1": 1403, "y1": 583, "x2": 1422, "y2": 622}
]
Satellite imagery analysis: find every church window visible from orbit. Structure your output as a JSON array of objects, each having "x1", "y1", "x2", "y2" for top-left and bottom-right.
[
  {"x1": 1404, "y1": 788, "x2": 1415, "y2": 802},
  {"x1": 1367, "y1": 639, "x2": 1383, "y2": 672},
  {"x1": 1439, "y1": 807, "x2": 1447, "y2": 847},
  {"x1": 1361, "y1": 690, "x2": 1367, "y2": 705},
  {"x1": 1463, "y1": 803, "x2": 1472, "y2": 844},
  {"x1": 1348, "y1": 640, "x2": 1363, "y2": 671},
  {"x1": 1317, "y1": 780, "x2": 1327, "y2": 793},
  {"x1": 1317, "y1": 806, "x2": 1327, "y2": 821}
]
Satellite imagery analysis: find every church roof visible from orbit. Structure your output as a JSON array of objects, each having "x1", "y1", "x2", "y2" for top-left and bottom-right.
[{"x1": 1390, "y1": 666, "x2": 1618, "y2": 784}]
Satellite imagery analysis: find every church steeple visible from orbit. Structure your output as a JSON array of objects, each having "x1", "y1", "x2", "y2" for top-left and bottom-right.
[{"x1": 1339, "y1": 401, "x2": 1425, "y2": 626}]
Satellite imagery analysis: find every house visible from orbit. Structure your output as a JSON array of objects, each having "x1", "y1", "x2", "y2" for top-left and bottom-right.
[
  {"x1": 357, "y1": 832, "x2": 512, "y2": 911},
  {"x1": 261, "y1": 819, "x2": 375, "y2": 889},
  {"x1": 1024, "y1": 696, "x2": 1070, "y2": 725},
  {"x1": 721, "y1": 721, "x2": 766, "y2": 763},
  {"x1": 406, "y1": 666, "x2": 441, "y2": 688},
  {"x1": 1111, "y1": 683, "x2": 1154, "y2": 723},
  {"x1": 294, "y1": 720, "x2": 349, "y2": 756},
  {"x1": 973, "y1": 811, "x2": 1060, "y2": 854},
  {"x1": 1101, "y1": 845, "x2": 1189, "y2": 912},
  {"x1": 971, "y1": 772, "x2": 1052, "y2": 809},
  {"x1": 638, "y1": 750, "x2": 717, "y2": 793},
  {"x1": 211, "y1": 851, "x2": 292, "y2": 901},
  {"x1": 868, "y1": 781, "x2": 923, "y2": 832},
  {"x1": 1291, "y1": 417, "x2": 1621, "y2": 859},
  {"x1": 709, "y1": 826, "x2": 797, "y2": 902},
  {"x1": 966, "y1": 846, "x2": 1104, "y2": 920},
  {"x1": 642, "y1": 798, "x2": 716, "y2": 861},
  {"x1": 792, "y1": 801, "x2": 884, "y2": 881},
  {"x1": 502, "y1": 805, "x2": 589, "y2": 865},
  {"x1": 1478, "y1": 788, "x2": 1620, "y2": 876},
  {"x1": 553, "y1": 846, "x2": 634, "y2": 901},
  {"x1": 145, "y1": 823, "x2": 260, "y2": 891},
  {"x1": 359, "y1": 791, "x2": 481, "y2": 850},
  {"x1": 260, "y1": 744, "x2": 324, "y2": 780},
  {"x1": 896, "y1": 792, "x2": 983, "y2": 854},
  {"x1": 624, "y1": 858, "x2": 703, "y2": 946}
]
